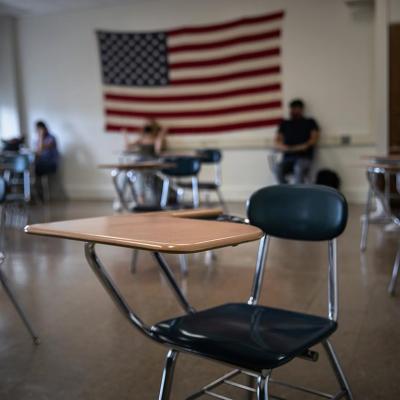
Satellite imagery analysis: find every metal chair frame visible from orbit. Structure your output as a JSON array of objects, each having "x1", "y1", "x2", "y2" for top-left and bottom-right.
[
  {"x1": 360, "y1": 166, "x2": 400, "y2": 252},
  {"x1": 0, "y1": 202, "x2": 39, "y2": 344},
  {"x1": 84, "y1": 226, "x2": 352, "y2": 399},
  {"x1": 160, "y1": 174, "x2": 200, "y2": 209}
]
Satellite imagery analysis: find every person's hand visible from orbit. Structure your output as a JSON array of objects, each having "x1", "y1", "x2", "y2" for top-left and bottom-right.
[
  {"x1": 274, "y1": 142, "x2": 289, "y2": 152},
  {"x1": 291, "y1": 143, "x2": 309, "y2": 152}
]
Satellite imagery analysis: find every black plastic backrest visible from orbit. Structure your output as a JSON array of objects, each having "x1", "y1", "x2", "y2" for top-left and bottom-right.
[
  {"x1": 247, "y1": 184, "x2": 348, "y2": 241},
  {"x1": 162, "y1": 156, "x2": 201, "y2": 177},
  {"x1": 196, "y1": 149, "x2": 222, "y2": 163},
  {"x1": 0, "y1": 177, "x2": 6, "y2": 204}
]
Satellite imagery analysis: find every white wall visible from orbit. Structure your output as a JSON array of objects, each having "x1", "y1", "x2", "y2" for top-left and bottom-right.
[
  {"x1": 0, "y1": 16, "x2": 21, "y2": 139},
  {"x1": 17, "y1": 0, "x2": 375, "y2": 202}
]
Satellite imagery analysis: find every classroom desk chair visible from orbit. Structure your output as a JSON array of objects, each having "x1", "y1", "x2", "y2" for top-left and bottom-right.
[
  {"x1": 360, "y1": 164, "x2": 400, "y2": 252},
  {"x1": 26, "y1": 185, "x2": 352, "y2": 400},
  {"x1": 160, "y1": 156, "x2": 201, "y2": 209},
  {"x1": 0, "y1": 177, "x2": 39, "y2": 344},
  {"x1": 179, "y1": 149, "x2": 227, "y2": 212},
  {"x1": 3, "y1": 154, "x2": 32, "y2": 202}
]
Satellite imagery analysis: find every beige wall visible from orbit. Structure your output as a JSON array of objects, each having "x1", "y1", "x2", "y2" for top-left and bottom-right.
[{"x1": 17, "y1": 0, "x2": 375, "y2": 202}]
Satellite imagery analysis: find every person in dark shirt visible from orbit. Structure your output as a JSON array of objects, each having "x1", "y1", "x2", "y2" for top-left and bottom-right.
[
  {"x1": 274, "y1": 99, "x2": 319, "y2": 184},
  {"x1": 34, "y1": 121, "x2": 59, "y2": 176}
]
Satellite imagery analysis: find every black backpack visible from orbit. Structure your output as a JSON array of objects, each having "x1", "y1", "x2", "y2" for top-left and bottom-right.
[{"x1": 315, "y1": 169, "x2": 341, "y2": 190}]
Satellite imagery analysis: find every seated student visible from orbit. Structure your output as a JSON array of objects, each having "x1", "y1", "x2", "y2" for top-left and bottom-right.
[
  {"x1": 123, "y1": 120, "x2": 168, "y2": 205},
  {"x1": 34, "y1": 121, "x2": 59, "y2": 176},
  {"x1": 274, "y1": 99, "x2": 319, "y2": 184},
  {"x1": 124, "y1": 119, "x2": 167, "y2": 159}
]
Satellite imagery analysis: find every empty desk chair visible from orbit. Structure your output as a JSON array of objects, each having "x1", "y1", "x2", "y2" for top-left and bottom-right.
[
  {"x1": 0, "y1": 177, "x2": 39, "y2": 344},
  {"x1": 360, "y1": 164, "x2": 400, "y2": 251},
  {"x1": 179, "y1": 149, "x2": 227, "y2": 212},
  {"x1": 3, "y1": 155, "x2": 31, "y2": 202},
  {"x1": 86, "y1": 184, "x2": 352, "y2": 400},
  {"x1": 160, "y1": 156, "x2": 201, "y2": 208}
]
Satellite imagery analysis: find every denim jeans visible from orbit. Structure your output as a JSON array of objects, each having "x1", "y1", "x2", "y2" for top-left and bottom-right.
[{"x1": 275, "y1": 157, "x2": 312, "y2": 184}]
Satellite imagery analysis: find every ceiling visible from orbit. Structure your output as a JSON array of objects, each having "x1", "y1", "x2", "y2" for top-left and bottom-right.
[{"x1": 0, "y1": 0, "x2": 136, "y2": 16}]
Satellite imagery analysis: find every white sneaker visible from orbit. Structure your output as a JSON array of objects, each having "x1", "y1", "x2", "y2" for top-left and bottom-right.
[{"x1": 113, "y1": 200, "x2": 123, "y2": 212}]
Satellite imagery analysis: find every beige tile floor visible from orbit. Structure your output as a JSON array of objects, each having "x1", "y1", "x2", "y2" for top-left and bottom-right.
[{"x1": 0, "y1": 200, "x2": 399, "y2": 399}]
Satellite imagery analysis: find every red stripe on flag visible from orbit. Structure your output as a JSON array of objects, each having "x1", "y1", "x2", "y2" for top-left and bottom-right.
[
  {"x1": 104, "y1": 83, "x2": 281, "y2": 103},
  {"x1": 106, "y1": 100, "x2": 281, "y2": 119},
  {"x1": 106, "y1": 118, "x2": 282, "y2": 134},
  {"x1": 168, "y1": 11, "x2": 284, "y2": 36},
  {"x1": 168, "y1": 30, "x2": 281, "y2": 54},
  {"x1": 170, "y1": 66, "x2": 280, "y2": 85},
  {"x1": 170, "y1": 48, "x2": 280, "y2": 69}
]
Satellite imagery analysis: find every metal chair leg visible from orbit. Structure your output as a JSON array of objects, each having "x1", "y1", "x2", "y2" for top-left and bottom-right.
[
  {"x1": 323, "y1": 340, "x2": 353, "y2": 400},
  {"x1": 360, "y1": 187, "x2": 373, "y2": 252},
  {"x1": 192, "y1": 176, "x2": 200, "y2": 208},
  {"x1": 388, "y1": 247, "x2": 400, "y2": 295},
  {"x1": 0, "y1": 264, "x2": 39, "y2": 345},
  {"x1": 23, "y1": 170, "x2": 31, "y2": 202},
  {"x1": 216, "y1": 187, "x2": 228, "y2": 213},
  {"x1": 256, "y1": 370, "x2": 271, "y2": 400},
  {"x1": 158, "y1": 349, "x2": 179, "y2": 400},
  {"x1": 130, "y1": 249, "x2": 139, "y2": 274},
  {"x1": 161, "y1": 178, "x2": 170, "y2": 208},
  {"x1": 178, "y1": 254, "x2": 188, "y2": 276}
]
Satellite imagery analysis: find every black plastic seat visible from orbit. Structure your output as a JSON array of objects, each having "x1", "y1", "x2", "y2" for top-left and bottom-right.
[{"x1": 152, "y1": 303, "x2": 336, "y2": 371}]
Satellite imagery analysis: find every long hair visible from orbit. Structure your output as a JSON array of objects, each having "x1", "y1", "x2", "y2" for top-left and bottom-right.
[{"x1": 36, "y1": 120, "x2": 49, "y2": 135}]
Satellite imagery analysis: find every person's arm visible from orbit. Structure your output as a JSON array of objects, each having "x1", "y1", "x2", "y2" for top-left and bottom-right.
[
  {"x1": 154, "y1": 126, "x2": 168, "y2": 155},
  {"x1": 289, "y1": 129, "x2": 319, "y2": 152}
]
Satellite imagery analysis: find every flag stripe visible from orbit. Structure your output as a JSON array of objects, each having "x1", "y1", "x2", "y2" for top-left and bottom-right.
[
  {"x1": 170, "y1": 66, "x2": 280, "y2": 85},
  {"x1": 106, "y1": 108, "x2": 282, "y2": 127},
  {"x1": 168, "y1": 29, "x2": 280, "y2": 54},
  {"x1": 169, "y1": 57, "x2": 279, "y2": 80},
  {"x1": 170, "y1": 47, "x2": 280, "y2": 69},
  {"x1": 106, "y1": 118, "x2": 281, "y2": 134},
  {"x1": 106, "y1": 100, "x2": 281, "y2": 119},
  {"x1": 168, "y1": 11, "x2": 284, "y2": 36},
  {"x1": 104, "y1": 83, "x2": 281, "y2": 103},
  {"x1": 104, "y1": 74, "x2": 281, "y2": 95},
  {"x1": 169, "y1": 39, "x2": 280, "y2": 63}
]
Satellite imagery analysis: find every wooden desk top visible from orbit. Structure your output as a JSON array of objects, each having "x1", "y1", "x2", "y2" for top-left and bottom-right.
[
  {"x1": 361, "y1": 155, "x2": 400, "y2": 163},
  {"x1": 363, "y1": 162, "x2": 400, "y2": 171},
  {"x1": 25, "y1": 209, "x2": 263, "y2": 253},
  {"x1": 98, "y1": 161, "x2": 175, "y2": 170}
]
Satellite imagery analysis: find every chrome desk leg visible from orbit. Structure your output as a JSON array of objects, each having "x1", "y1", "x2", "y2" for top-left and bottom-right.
[
  {"x1": 192, "y1": 176, "x2": 200, "y2": 208},
  {"x1": 256, "y1": 370, "x2": 271, "y2": 400},
  {"x1": 178, "y1": 254, "x2": 188, "y2": 276},
  {"x1": 360, "y1": 186, "x2": 373, "y2": 252},
  {"x1": 216, "y1": 187, "x2": 228, "y2": 213},
  {"x1": 158, "y1": 349, "x2": 179, "y2": 400},
  {"x1": 0, "y1": 254, "x2": 39, "y2": 344},
  {"x1": 153, "y1": 252, "x2": 195, "y2": 314},
  {"x1": 111, "y1": 169, "x2": 129, "y2": 211},
  {"x1": 130, "y1": 249, "x2": 139, "y2": 274},
  {"x1": 323, "y1": 340, "x2": 353, "y2": 400},
  {"x1": 388, "y1": 247, "x2": 400, "y2": 295}
]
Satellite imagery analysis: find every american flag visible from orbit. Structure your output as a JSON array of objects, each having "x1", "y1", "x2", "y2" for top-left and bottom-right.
[{"x1": 97, "y1": 10, "x2": 284, "y2": 135}]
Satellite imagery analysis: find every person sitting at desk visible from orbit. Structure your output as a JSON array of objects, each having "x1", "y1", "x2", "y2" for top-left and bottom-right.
[
  {"x1": 274, "y1": 99, "x2": 319, "y2": 184},
  {"x1": 34, "y1": 121, "x2": 59, "y2": 177},
  {"x1": 124, "y1": 119, "x2": 167, "y2": 159},
  {"x1": 122, "y1": 120, "x2": 168, "y2": 206}
]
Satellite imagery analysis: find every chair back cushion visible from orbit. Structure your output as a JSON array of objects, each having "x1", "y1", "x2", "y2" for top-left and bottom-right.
[
  {"x1": 247, "y1": 185, "x2": 348, "y2": 241},
  {"x1": 162, "y1": 156, "x2": 201, "y2": 177},
  {"x1": 196, "y1": 149, "x2": 222, "y2": 163}
]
